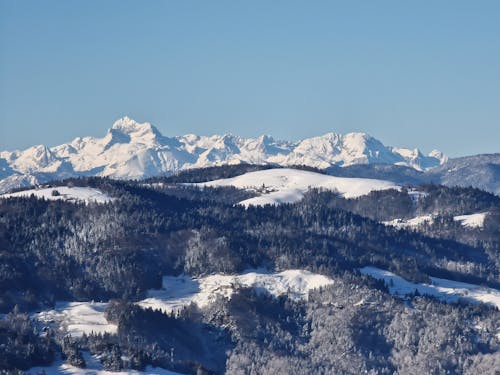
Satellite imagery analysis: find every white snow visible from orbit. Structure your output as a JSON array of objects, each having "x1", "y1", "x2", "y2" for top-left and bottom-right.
[
  {"x1": 33, "y1": 270, "x2": 333, "y2": 338},
  {"x1": 360, "y1": 266, "x2": 500, "y2": 309},
  {"x1": 1, "y1": 186, "x2": 113, "y2": 204},
  {"x1": 383, "y1": 215, "x2": 434, "y2": 229},
  {"x1": 0, "y1": 116, "x2": 446, "y2": 194},
  {"x1": 196, "y1": 168, "x2": 398, "y2": 206},
  {"x1": 139, "y1": 269, "x2": 334, "y2": 314},
  {"x1": 35, "y1": 302, "x2": 117, "y2": 337},
  {"x1": 383, "y1": 212, "x2": 488, "y2": 230},
  {"x1": 453, "y1": 212, "x2": 488, "y2": 228},
  {"x1": 27, "y1": 351, "x2": 183, "y2": 375}
]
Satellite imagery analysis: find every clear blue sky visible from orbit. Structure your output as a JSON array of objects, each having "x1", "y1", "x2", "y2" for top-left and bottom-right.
[{"x1": 1, "y1": 1, "x2": 499, "y2": 157}]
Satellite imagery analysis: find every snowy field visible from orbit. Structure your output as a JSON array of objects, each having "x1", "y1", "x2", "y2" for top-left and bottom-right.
[
  {"x1": 453, "y1": 212, "x2": 488, "y2": 228},
  {"x1": 0, "y1": 186, "x2": 113, "y2": 204},
  {"x1": 27, "y1": 351, "x2": 182, "y2": 375},
  {"x1": 34, "y1": 267, "x2": 498, "y2": 341},
  {"x1": 30, "y1": 270, "x2": 332, "y2": 374},
  {"x1": 28, "y1": 267, "x2": 499, "y2": 373},
  {"x1": 383, "y1": 215, "x2": 434, "y2": 229},
  {"x1": 33, "y1": 270, "x2": 333, "y2": 338},
  {"x1": 360, "y1": 266, "x2": 500, "y2": 309},
  {"x1": 384, "y1": 212, "x2": 488, "y2": 230},
  {"x1": 196, "y1": 168, "x2": 398, "y2": 206},
  {"x1": 35, "y1": 302, "x2": 117, "y2": 337},
  {"x1": 139, "y1": 269, "x2": 334, "y2": 314}
]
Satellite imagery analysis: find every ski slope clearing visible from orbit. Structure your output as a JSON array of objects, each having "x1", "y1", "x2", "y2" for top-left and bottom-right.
[
  {"x1": 35, "y1": 302, "x2": 117, "y2": 338},
  {"x1": 360, "y1": 266, "x2": 500, "y2": 309},
  {"x1": 139, "y1": 269, "x2": 334, "y2": 314},
  {"x1": 454, "y1": 212, "x2": 488, "y2": 228},
  {"x1": 196, "y1": 168, "x2": 398, "y2": 206},
  {"x1": 28, "y1": 351, "x2": 182, "y2": 375},
  {"x1": 1, "y1": 186, "x2": 113, "y2": 204}
]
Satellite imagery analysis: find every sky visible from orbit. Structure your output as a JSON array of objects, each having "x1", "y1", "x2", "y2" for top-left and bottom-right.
[{"x1": 0, "y1": 1, "x2": 499, "y2": 157}]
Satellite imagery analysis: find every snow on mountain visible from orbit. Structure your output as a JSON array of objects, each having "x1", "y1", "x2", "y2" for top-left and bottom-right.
[
  {"x1": 28, "y1": 351, "x2": 182, "y2": 375},
  {"x1": 360, "y1": 266, "x2": 500, "y2": 309},
  {"x1": 34, "y1": 266, "x2": 499, "y2": 354},
  {"x1": 427, "y1": 153, "x2": 500, "y2": 196},
  {"x1": 383, "y1": 211, "x2": 488, "y2": 230},
  {"x1": 35, "y1": 302, "x2": 116, "y2": 338},
  {"x1": 453, "y1": 212, "x2": 488, "y2": 228},
  {"x1": 391, "y1": 147, "x2": 447, "y2": 170},
  {"x1": 383, "y1": 215, "x2": 435, "y2": 229},
  {"x1": 139, "y1": 269, "x2": 334, "y2": 314},
  {"x1": 278, "y1": 132, "x2": 399, "y2": 169},
  {"x1": 197, "y1": 168, "x2": 398, "y2": 206},
  {"x1": 0, "y1": 116, "x2": 447, "y2": 193},
  {"x1": 0, "y1": 186, "x2": 113, "y2": 204},
  {"x1": 33, "y1": 269, "x2": 333, "y2": 338}
]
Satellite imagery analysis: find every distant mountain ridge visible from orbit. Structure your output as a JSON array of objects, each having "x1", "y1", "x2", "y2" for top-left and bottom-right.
[
  {"x1": 0, "y1": 117, "x2": 450, "y2": 193},
  {"x1": 2, "y1": 117, "x2": 499, "y2": 195}
]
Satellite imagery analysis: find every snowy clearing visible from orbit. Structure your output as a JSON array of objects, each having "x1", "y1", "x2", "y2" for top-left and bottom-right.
[
  {"x1": 35, "y1": 302, "x2": 117, "y2": 338},
  {"x1": 139, "y1": 269, "x2": 334, "y2": 314},
  {"x1": 383, "y1": 215, "x2": 435, "y2": 229},
  {"x1": 383, "y1": 212, "x2": 488, "y2": 230},
  {"x1": 27, "y1": 351, "x2": 182, "y2": 375},
  {"x1": 195, "y1": 168, "x2": 398, "y2": 206},
  {"x1": 33, "y1": 270, "x2": 333, "y2": 339},
  {"x1": 360, "y1": 266, "x2": 500, "y2": 309},
  {"x1": 0, "y1": 186, "x2": 113, "y2": 204},
  {"x1": 453, "y1": 212, "x2": 488, "y2": 228}
]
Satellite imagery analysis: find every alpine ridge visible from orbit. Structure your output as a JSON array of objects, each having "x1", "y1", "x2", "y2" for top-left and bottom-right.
[{"x1": 0, "y1": 116, "x2": 447, "y2": 193}]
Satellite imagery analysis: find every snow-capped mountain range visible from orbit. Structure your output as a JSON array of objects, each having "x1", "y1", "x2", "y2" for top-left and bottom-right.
[{"x1": 0, "y1": 116, "x2": 447, "y2": 193}]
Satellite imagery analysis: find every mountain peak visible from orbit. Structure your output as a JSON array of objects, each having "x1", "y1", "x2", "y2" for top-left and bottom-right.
[
  {"x1": 111, "y1": 116, "x2": 158, "y2": 136},
  {"x1": 258, "y1": 134, "x2": 273, "y2": 141},
  {"x1": 109, "y1": 117, "x2": 164, "y2": 146}
]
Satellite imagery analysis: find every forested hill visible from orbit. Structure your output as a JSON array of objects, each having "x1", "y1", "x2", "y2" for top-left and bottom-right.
[{"x1": 0, "y1": 166, "x2": 499, "y2": 374}]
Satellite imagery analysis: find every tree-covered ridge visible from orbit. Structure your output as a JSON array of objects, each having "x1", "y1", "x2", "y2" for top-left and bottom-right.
[
  {"x1": 0, "y1": 166, "x2": 498, "y2": 374},
  {"x1": 1, "y1": 176, "x2": 498, "y2": 311}
]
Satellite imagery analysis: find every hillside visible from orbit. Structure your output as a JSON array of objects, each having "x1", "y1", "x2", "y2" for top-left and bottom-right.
[{"x1": 1, "y1": 166, "x2": 499, "y2": 374}]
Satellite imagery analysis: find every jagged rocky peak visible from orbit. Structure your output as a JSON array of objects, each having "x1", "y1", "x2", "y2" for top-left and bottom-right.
[
  {"x1": 110, "y1": 116, "x2": 163, "y2": 143},
  {"x1": 15, "y1": 145, "x2": 57, "y2": 168},
  {"x1": 293, "y1": 132, "x2": 341, "y2": 152},
  {"x1": 429, "y1": 149, "x2": 448, "y2": 163},
  {"x1": 254, "y1": 134, "x2": 285, "y2": 152},
  {"x1": 258, "y1": 134, "x2": 274, "y2": 143},
  {"x1": 112, "y1": 116, "x2": 153, "y2": 133}
]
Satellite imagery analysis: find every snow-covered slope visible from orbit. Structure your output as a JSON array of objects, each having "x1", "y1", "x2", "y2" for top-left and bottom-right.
[
  {"x1": 427, "y1": 153, "x2": 500, "y2": 196},
  {"x1": 28, "y1": 351, "x2": 182, "y2": 375},
  {"x1": 0, "y1": 116, "x2": 446, "y2": 193},
  {"x1": 197, "y1": 168, "x2": 398, "y2": 206},
  {"x1": 0, "y1": 186, "x2": 113, "y2": 204},
  {"x1": 453, "y1": 212, "x2": 488, "y2": 228},
  {"x1": 139, "y1": 269, "x2": 334, "y2": 314},
  {"x1": 383, "y1": 212, "x2": 488, "y2": 230},
  {"x1": 35, "y1": 302, "x2": 117, "y2": 337},
  {"x1": 383, "y1": 215, "x2": 435, "y2": 229},
  {"x1": 360, "y1": 266, "x2": 500, "y2": 309},
  {"x1": 34, "y1": 270, "x2": 333, "y2": 341}
]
